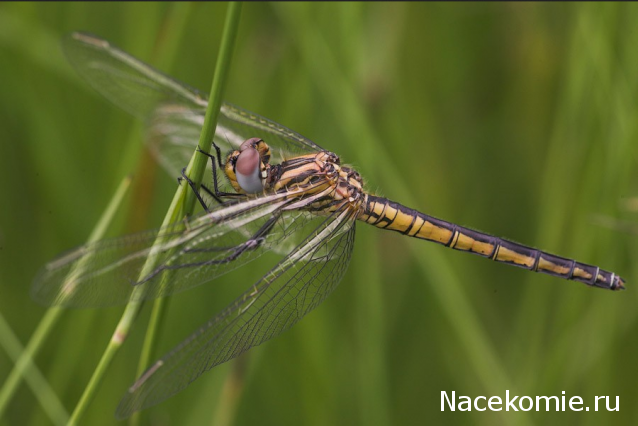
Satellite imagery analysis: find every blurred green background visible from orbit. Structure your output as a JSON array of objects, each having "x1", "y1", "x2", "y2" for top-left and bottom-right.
[{"x1": 1, "y1": 2, "x2": 637, "y2": 426}]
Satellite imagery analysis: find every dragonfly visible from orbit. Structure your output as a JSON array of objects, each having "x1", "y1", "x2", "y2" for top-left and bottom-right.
[{"x1": 32, "y1": 32, "x2": 626, "y2": 419}]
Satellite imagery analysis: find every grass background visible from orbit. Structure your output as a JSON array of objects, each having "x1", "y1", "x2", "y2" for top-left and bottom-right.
[{"x1": 1, "y1": 2, "x2": 637, "y2": 425}]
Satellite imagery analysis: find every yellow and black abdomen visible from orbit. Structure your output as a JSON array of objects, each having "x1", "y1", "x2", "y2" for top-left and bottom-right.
[{"x1": 359, "y1": 195, "x2": 625, "y2": 291}]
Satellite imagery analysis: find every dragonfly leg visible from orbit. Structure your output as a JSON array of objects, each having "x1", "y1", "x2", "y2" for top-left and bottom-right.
[
  {"x1": 210, "y1": 141, "x2": 224, "y2": 169},
  {"x1": 180, "y1": 167, "x2": 216, "y2": 210},
  {"x1": 182, "y1": 212, "x2": 280, "y2": 260},
  {"x1": 136, "y1": 213, "x2": 281, "y2": 286},
  {"x1": 200, "y1": 183, "x2": 245, "y2": 201},
  {"x1": 196, "y1": 147, "x2": 246, "y2": 202}
]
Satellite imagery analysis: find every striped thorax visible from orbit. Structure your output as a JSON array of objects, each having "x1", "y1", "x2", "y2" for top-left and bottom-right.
[{"x1": 226, "y1": 140, "x2": 365, "y2": 215}]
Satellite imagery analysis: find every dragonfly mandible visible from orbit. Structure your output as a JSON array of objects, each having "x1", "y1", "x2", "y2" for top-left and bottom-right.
[{"x1": 32, "y1": 32, "x2": 626, "y2": 419}]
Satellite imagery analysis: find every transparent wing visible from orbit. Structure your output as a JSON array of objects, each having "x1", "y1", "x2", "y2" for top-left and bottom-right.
[
  {"x1": 115, "y1": 207, "x2": 357, "y2": 419},
  {"x1": 62, "y1": 32, "x2": 207, "y2": 120},
  {"x1": 63, "y1": 32, "x2": 325, "y2": 180},
  {"x1": 32, "y1": 191, "x2": 312, "y2": 308}
]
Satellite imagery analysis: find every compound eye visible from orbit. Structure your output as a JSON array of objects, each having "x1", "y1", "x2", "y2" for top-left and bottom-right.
[
  {"x1": 235, "y1": 147, "x2": 263, "y2": 193},
  {"x1": 240, "y1": 137, "x2": 263, "y2": 151}
]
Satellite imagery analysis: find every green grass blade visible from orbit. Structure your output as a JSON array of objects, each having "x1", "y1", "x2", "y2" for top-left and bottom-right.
[
  {"x1": 131, "y1": 4, "x2": 243, "y2": 425},
  {"x1": 127, "y1": 5, "x2": 194, "y2": 426},
  {"x1": 183, "y1": 1, "x2": 243, "y2": 213},
  {"x1": 0, "y1": 312, "x2": 68, "y2": 426},
  {"x1": 0, "y1": 176, "x2": 132, "y2": 424},
  {"x1": 67, "y1": 3, "x2": 243, "y2": 424}
]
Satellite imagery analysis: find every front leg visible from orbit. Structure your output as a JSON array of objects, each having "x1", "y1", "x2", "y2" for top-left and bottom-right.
[
  {"x1": 196, "y1": 147, "x2": 246, "y2": 203},
  {"x1": 180, "y1": 167, "x2": 213, "y2": 211}
]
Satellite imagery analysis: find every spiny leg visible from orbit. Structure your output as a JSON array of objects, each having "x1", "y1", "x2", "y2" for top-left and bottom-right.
[
  {"x1": 177, "y1": 145, "x2": 246, "y2": 211},
  {"x1": 183, "y1": 212, "x2": 280, "y2": 257},
  {"x1": 137, "y1": 213, "x2": 282, "y2": 285},
  {"x1": 196, "y1": 146, "x2": 247, "y2": 201},
  {"x1": 180, "y1": 167, "x2": 216, "y2": 211}
]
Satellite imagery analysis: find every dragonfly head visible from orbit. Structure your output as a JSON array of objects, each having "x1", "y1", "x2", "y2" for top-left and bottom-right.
[{"x1": 225, "y1": 138, "x2": 272, "y2": 194}]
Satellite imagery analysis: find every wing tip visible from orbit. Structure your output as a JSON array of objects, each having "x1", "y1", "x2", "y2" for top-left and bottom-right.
[{"x1": 67, "y1": 31, "x2": 110, "y2": 49}]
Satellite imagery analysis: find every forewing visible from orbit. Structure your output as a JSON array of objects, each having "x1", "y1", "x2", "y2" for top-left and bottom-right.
[
  {"x1": 64, "y1": 32, "x2": 324, "y2": 180},
  {"x1": 115, "y1": 207, "x2": 357, "y2": 419},
  {"x1": 62, "y1": 32, "x2": 207, "y2": 119},
  {"x1": 31, "y1": 192, "x2": 309, "y2": 308},
  {"x1": 217, "y1": 103, "x2": 325, "y2": 158}
]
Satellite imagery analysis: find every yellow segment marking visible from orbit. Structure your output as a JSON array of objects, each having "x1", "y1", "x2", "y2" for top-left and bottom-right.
[
  {"x1": 494, "y1": 246, "x2": 535, "y2": 268},
  {"x1": 386, "y1": 208, "x2": 415, "y2": 232},
  {"x1": 408, "y1": 216, "x2": 425, "y2": 237},
  {"x1": 366, "y1": 201, "x2": 388, "y2": 224},
  {"x1": 452, "y1": 233, "x2": 496, "y2": 255},
  {"x1": 381, "y1": 205, "x2": 398, "y2": 227},
  {"x1": 449, "y1": 231, "x2": 461, "y2": 248},
  {"x1": 416, "y1": 221, "x2": 454, "y2": 244},
  {"x1": 537, "y1": 257, "x2": 571, "y2": 275},
  {"x1": 572, "y1": 267, "x2": 593, "y2": 281}
]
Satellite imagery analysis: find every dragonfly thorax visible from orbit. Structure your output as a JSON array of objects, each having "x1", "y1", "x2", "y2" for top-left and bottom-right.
[
  {"x1": 270, "y1": 150, "x2": 364, "y2": 213},
  {"x1": 224, "y1": 138, "x2": 363, "y2": 213}
]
